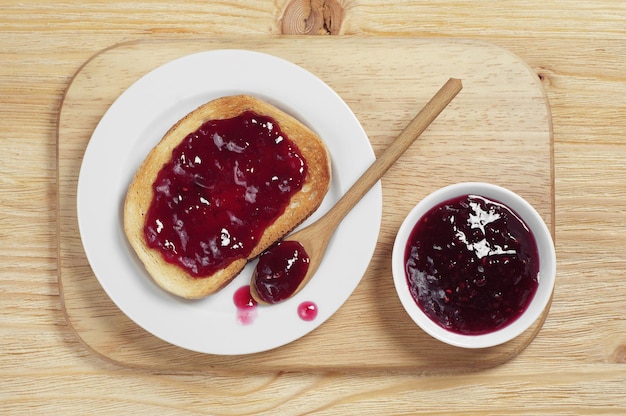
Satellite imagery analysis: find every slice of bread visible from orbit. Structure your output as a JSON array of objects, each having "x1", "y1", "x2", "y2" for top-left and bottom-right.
[{"x1": 124, "y1": 95, "x2": 331, "y2": 299}]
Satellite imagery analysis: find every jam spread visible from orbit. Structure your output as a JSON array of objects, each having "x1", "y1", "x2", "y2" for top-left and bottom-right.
[
  {"x1": 252, "y1": 240, "x2": 310, "y2": 304},
  {"x1": 404, "y1": 194, "x2": 539, "y2": 335},
  {"x1": 144, "y1": 111, "x2": 307, "y2": 277}
]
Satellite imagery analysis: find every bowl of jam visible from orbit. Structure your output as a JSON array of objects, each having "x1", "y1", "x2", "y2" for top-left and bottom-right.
[{"x1": 392, "y1": 182, "x2": 555, "y2": 348}]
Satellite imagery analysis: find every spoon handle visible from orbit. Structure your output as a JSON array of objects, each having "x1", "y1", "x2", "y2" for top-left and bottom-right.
[{"x1": 320, "y1": 77, "x2": 463, "y2": 230}]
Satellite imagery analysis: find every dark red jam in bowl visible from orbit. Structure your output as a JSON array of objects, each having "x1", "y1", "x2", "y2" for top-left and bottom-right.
[
  {"x1": 143, "y1": 111, "x2": 307, "y2": 277},
  {"x1": 253, "y1": 240, "x2": 310, "y2": 304},
  {"x1": 404, "y1": 194, "x2": 540, "y2": 335}
]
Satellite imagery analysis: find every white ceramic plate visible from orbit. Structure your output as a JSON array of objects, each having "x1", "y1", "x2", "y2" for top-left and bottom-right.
[{"x1": 77, "y1": 49, "x2": 382, "y2": 355}]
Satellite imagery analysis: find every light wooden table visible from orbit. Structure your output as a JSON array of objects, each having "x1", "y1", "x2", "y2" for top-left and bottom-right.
[{"x1": 2, "y1": 1, "x2": 625, "y2": 414}]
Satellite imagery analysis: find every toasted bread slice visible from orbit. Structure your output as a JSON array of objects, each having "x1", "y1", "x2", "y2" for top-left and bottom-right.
[{"x1": 123, "y1": 95, "x2": 331, "y2": 299}]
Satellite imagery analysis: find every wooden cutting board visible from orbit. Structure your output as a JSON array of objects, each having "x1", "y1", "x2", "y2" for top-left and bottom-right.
[{"x1": 57, "y1": 37, "x2": 553, "y2": 374}]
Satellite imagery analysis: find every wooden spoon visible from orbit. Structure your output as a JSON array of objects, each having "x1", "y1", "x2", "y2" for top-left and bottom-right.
[{"x1": 250, "y1": 78, "x2": 463, "y2": 304}]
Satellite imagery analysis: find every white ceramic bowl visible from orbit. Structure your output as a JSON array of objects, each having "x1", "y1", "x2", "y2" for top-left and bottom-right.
[{"x1": 392, "y1": 182, "x2": 556, "y2": 348}]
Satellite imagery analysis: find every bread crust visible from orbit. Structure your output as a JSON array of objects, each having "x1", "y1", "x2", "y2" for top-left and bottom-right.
[{"x1": 123, "y1": 95, "x2": 331, "y2": 299}]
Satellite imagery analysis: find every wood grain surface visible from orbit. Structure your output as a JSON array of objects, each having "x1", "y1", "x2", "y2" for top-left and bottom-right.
[
  {"x1": 2, "y1": 1, "x2": 626, "y2": 415},
  {"x1": 57, "y1": 37, "x2": 552, "y2": 373}
]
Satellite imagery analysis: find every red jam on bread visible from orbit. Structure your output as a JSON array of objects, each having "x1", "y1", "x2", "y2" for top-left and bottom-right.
[{"x1": 144, "y1": 111, "x2": 307, "y2": 277}]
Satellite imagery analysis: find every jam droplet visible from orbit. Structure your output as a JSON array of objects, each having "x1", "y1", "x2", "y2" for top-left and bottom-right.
[
  {"x1": 404, "y1": 194, "x2": 540, "y2": 335},
  {"x1": 233, "y1": 285, "x2": 258, "y2": 325},
  {"x1": 298, "y1": 301, "x2": 318, "y2": 321},
  {"x1": 143, "y1": 111, "x2": 307, "y2": 278},
  {"x1": 253, "y1": 240, "x2": 310, "y2": 304}
]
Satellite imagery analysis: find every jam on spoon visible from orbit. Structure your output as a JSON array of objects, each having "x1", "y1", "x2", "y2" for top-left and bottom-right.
[
  {"x1": 250, "y1": 78, "x2": 463, "y2": 304},
  {"x1": 252, "y1": 241, "x2": 310, "y2": 304}
]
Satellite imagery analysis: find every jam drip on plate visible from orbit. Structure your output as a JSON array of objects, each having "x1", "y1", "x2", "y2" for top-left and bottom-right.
[
  {"x1": 404, "y1": 194, "x2": 540, "y2": 335},
  {"x1": 144, "y1": 111, "x2": 307, "y2": 277}
]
